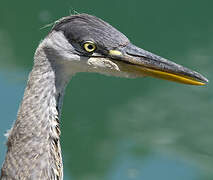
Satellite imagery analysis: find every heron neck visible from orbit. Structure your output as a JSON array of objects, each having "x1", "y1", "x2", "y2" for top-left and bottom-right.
[
  {"x1": 2, "y1": 47, "x2": 70, "y2": 179},
  {"x1": 12, "y1": 47, "x2": 69, "y2": 140}
]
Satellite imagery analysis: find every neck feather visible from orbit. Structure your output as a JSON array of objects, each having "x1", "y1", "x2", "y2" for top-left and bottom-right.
[{"x1": 1, "y1": 45, "x2": 71, "y2": 180}]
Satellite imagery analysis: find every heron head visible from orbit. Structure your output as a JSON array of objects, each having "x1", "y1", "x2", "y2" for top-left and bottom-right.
[{"x1": 43, "y1": 14, "x2": 208, "y2": 85}]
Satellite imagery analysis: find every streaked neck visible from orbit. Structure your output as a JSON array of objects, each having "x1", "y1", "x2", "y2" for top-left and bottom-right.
[{"x1": 1, "y1": 46, "x2": 71, "y2": 180}]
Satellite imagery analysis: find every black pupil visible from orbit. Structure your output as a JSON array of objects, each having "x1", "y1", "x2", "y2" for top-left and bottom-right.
[{"x1": 87, "y1": 44, "x2": 94, "y2": 50}]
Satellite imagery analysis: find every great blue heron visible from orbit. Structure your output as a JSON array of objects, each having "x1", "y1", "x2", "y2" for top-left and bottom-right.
[{"x1": 0, "y1": 14, "x2": 208, "y2": 180}]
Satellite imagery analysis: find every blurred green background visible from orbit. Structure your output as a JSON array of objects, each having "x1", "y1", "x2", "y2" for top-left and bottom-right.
[{"x1": 0, "y1": 0, "x2": 212, "y2": 179}]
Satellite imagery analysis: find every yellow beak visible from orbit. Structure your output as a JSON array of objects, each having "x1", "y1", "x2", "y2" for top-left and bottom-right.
[{"x1": 109, "y1": 45, "x2": 208, "y2": 86}]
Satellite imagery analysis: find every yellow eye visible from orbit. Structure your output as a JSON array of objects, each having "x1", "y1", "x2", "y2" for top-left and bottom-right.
[{"x1": 83, "y1": 41, "x2": 96, "y2": 52}]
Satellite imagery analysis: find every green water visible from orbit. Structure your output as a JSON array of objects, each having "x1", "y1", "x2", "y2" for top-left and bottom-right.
[{"x1": 0, "y1": 0, "x2": 213, "y2": 179}]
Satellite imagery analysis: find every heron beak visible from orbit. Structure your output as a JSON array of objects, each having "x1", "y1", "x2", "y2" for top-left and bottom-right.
[{"x1": 109, "y1": 43, "x2": 208, "y2": 85}]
